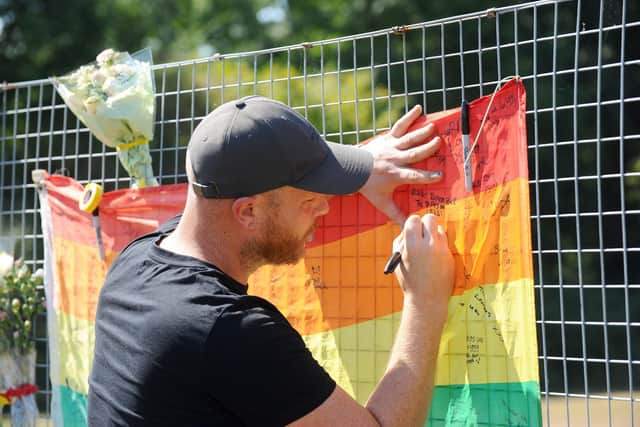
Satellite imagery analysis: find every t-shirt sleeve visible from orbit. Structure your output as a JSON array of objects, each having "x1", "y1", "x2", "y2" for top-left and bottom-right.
[{"x1": 204, "y1": 297, "x2": 336, "y2": 426}]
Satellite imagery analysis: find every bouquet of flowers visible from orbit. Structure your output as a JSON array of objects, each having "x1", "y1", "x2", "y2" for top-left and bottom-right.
[
  {"x1": 52, "y1": 48, "x2": 158, "y2": 188},
  {"x1": 0, "y1": 254, "x2": 45, "y2": 427}
]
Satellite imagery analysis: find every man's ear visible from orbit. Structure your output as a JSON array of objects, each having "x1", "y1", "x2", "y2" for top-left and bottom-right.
[{"x1": 231, "y1": 196, "x2": 258, "y2": 229}]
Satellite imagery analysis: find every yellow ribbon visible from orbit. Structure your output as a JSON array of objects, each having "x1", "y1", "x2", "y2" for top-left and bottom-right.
[{"x1": 116, "y1": 137, "x2": 148, "y2": 151}]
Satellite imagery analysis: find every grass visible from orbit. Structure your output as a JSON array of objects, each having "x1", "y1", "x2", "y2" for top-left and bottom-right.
[{"x1": 541, "y1": 393, "x2": 639, "y2": 427}]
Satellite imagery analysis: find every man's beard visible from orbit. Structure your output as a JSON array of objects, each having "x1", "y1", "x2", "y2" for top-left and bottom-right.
[{"x1": 240, "y1": 212, "x2": 316, "y2": 267}]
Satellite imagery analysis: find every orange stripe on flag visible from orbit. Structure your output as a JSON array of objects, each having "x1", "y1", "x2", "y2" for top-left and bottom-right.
[
  {"x1": 249, "y1": 176, "x2": 533, "y2": 335},
  {"x1": 52, "y1": 238, "x2": 111, "y2": 319}
]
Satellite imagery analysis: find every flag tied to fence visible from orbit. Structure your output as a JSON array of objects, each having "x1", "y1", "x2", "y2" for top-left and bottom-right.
[{"x1": 37, "y1": 78, "x2": 541, "y2": 426}]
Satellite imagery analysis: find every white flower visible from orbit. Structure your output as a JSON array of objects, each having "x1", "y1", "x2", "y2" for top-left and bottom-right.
[
  {"x1": 102, "y1": 74, "x2": 133, "y2": 97},
  {"x1": 83, "y1": 95, "x2": 101, "y2": 114},
  {"x1": 32, "y1": 268, "x2": 44, "y2": 286},
  {"x1": 90, "y1": 69, "x2": 107, "y2": 87},
  {"x1": 111, "y1": 63, "x2": 133, "y2": 77},
  {"x1": 0, "y1": 252, "x2": 13, "y2": 286},
  {"x1": 96, "y1": 48, "x2": 116, "y2": 66}
]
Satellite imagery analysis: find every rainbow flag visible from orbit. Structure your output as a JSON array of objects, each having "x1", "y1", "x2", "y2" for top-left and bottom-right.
[{"x1": 37, "y1": 78, "x2": 540, "y2": 426}]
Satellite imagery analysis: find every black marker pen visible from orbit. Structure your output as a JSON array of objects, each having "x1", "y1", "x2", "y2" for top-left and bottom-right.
[
  {"x1": 383, "y1": 239, "x2": 403, "y2": 275},
  {"x1": 461, "y1": 100, "x2": 472, "y2": 191}
]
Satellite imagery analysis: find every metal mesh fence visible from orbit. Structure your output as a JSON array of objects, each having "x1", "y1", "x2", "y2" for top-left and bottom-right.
[{"x1": 1, "y1": 0, "x2": 638, "y2": 425}]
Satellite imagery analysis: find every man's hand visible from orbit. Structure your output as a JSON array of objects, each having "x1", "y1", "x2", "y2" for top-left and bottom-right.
[
  {"x1": 359, "y1": 105, "x2": 442, "y2": 225},
  {"x1": 395, "y1": 214, "x2": 455, "y2": 312}
]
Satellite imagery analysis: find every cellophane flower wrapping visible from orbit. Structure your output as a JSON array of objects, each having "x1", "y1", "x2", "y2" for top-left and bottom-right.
[
  {"x1": 0, "y1": 350, "x2": 37, "y2": 427},
  {"x1": 52, "y1": 48, "x2": 158, "y2": 188}
]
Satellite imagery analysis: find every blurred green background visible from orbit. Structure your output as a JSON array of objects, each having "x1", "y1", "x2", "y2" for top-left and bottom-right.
[{"x1": 1, "y1": 0, "x2": 536, "y2": 81}]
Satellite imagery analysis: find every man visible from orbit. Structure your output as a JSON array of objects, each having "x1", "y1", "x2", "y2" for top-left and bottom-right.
[{"x1": 88, "y1": 96, "x2": 455, "y2": 426}]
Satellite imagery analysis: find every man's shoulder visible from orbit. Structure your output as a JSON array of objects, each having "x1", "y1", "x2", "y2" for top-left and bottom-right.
[
  {"x1": 216, "y1": 294, "x2": 287, "y2": 324},
  {"x1": 120, "y1": 214, "x2": 182, "y2": 256},
  {"x1": 206, "y1": 294, "x2": 299, "y2": 351}
]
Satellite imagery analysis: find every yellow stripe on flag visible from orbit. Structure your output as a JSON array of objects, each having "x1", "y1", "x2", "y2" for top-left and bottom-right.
[
  {"x1": 301, "y1": 278, "x2": 538, "y2": 403},
  {"x1": 52, "y1": 277, "x2": 537, "y2": 401},
  {"x1": 56, "y1": 311, "x2": 95, "y2": 395},
  {"x1": 437, "y1": 278, "x2": 538, "y2": 386}
]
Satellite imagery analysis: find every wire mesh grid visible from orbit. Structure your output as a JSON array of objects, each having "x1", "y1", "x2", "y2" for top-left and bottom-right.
[{"x1": 0, "y1": 0, "x2": 638, "y2": 425}]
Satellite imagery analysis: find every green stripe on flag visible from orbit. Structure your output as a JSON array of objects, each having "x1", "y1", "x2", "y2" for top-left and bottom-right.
[
  {"x1": 59, "y1": 385, "x2": 87, "y2": 426},
  {"x1": 427, "y1": 381, "x2": 541, "y2": 426}
]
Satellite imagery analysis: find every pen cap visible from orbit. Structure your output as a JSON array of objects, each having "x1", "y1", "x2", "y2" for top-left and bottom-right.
[{"x1": 461, "y1": 100, "x2": 470, "y2": 135}]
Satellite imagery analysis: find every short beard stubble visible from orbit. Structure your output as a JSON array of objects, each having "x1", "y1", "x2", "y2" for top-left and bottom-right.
[{"x1": 240, "y1": 192, "x2": 315, "y2": 269}]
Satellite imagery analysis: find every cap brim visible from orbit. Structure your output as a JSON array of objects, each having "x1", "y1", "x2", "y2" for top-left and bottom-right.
[{"x1": 292, "y1": 141, "x2": 373, "y2": 195}]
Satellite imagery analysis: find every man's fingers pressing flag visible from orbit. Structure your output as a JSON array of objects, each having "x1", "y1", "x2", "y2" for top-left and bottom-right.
[
  {"x1": 358, "y1": 104, "x2": 443, "y2": 226},
  {"x1": 390, "y1": 105, "x2": 423, "y2": 137}
]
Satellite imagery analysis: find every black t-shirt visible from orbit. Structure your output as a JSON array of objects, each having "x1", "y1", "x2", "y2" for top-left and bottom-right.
[{"x1": 88, "y1": 216, "x2": 336, "y2": 426}]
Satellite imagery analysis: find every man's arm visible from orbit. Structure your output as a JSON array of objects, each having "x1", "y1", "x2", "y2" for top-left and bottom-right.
[
  {"x1": 288, "y1": 213, "x2": 455, "y2": 427},
  {"x1": 359, "y1": 105, "x2": 442, "y2": 226}
]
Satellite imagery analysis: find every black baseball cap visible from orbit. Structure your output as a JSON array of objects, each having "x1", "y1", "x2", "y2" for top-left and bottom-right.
[{"x1": 188, "y1": 96, "x2": 373, "y2": 198}]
